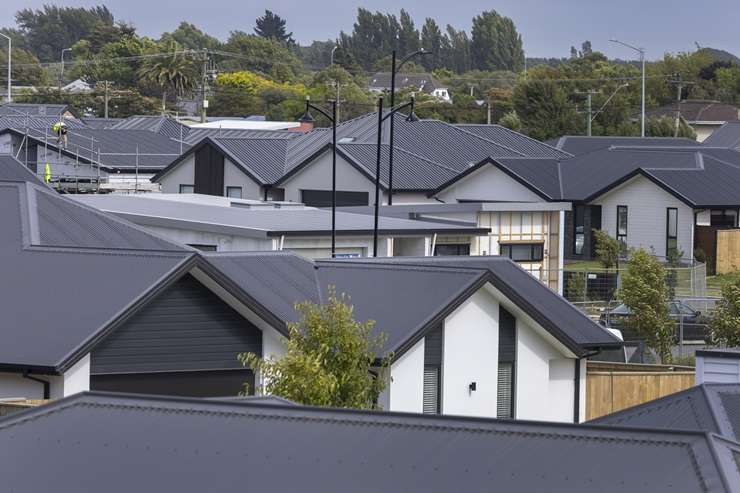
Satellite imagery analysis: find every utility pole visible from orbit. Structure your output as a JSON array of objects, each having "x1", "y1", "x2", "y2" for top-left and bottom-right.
[
  {"x1": 200, "y1": 49, "x2": 209, "y2": 123},
  {"x1": 486, "y1": 96, "x2": 492, "y2": 125},
  {"x1": 575, "y1": 90, "x2": 600, "y2": 136},
  {"x1": 668, "y1": 73, "x2": 694, "y2": 137}
]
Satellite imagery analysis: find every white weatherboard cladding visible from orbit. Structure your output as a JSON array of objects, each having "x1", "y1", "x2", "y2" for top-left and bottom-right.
[
  {"x1": 442, "y1": 288, "x2": 499, "y2": 418},
  {"x1": 159, "y1": 154, "x2": 195, "y2": 193},
  {"x1": 515, "y1": 318, "x2": 575, "y2": 422},
  {"x1": 389, "y1": 338, "x2": 425, "y2": 413},
  {"x1": 62, "y1": 353, "x2": 90, "y2": 396},
  {"x1": 592, "y1": 174, "x2": 693, "y2": 259},
  {"x1": 435, "y1": 165, "x2": 543, "y2": 203},
  {"x1": 281, "y1": 151, "x2": 381, "y2": 203},
  {"x1": 696, "y1": 354, "x2": 740, "y2": 384}
]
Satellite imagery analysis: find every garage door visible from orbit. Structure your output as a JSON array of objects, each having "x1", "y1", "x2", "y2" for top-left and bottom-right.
[{"x1": 91, "y1": 369, "x2": 255, "y2": 398}]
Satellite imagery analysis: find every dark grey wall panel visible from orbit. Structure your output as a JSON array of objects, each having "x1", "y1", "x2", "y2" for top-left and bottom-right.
[
  {"x1": 194, "y1": 144, "x2": 224, "y2": 196},
  {"x1": 91, "y1": 369, "x2": 254, "y2": 397},
  {"x1": 498, "y1": 307, "x2": 516, "y2": 362},
  {"x1": 91, "y1": 274, "x2": 262, "y2": 374}
]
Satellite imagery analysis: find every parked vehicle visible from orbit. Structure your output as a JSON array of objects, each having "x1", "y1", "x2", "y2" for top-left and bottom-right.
[{"x1": 599, "y1": 300, "x2": 709, "y2": 342}]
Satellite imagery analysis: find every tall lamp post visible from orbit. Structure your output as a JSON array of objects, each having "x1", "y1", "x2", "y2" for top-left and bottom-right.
[
  {"x1": 0, "y1": 33, "x2": 10, "y2": 103},
  {"x1": 387, "y1": 49, "x2": 430, "y2": 205},
  {"x1": 373, "y1": 95, "x2": 420, "y2": 256},
  {"x1": 299, "y1": 96, "x2": 338, "y2": 257},
  {"x1": 610, "y1": 39, "x2": 646, "y2": 137}
]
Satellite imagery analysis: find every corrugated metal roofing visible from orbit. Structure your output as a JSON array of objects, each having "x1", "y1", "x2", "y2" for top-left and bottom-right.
[
  {"x1": 591, "y1": 383, "x2": 740, "y2": 442},
  {"x1": 457, "y1": 124, "x2": 572, "y2": 158},
  {"x1": 0, "y1": 154, "x2": 44, "y2": 183},
  {"x1": 213, "y1": 137, "x2": 290, "y2": 183},
  {"x1": 548, "y1": 135, "x2": 698, "y2": 155},
  {"x1": 0, "y1": 103, "x2": 68, "y2": 117},
  {"x1": 704, "y1": 121, "x2": 740, "y2": 149},
  {"x1": 2, "y1": 391, "x2": 738, "y2": 493}
]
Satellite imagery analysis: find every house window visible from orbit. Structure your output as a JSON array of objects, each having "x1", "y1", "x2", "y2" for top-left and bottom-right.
[
  {"x1": 500, "y1": 243, "x2": 544, "y2": 262},
  {"x1": 710, "y1": 209, "x2": 738, "y2": 227},
  {"x1": 497, "y1": 307, "x2": 516, "y2": 419},
  {"x1": 179, "y1": 184, "x2": 194, "y2": 194},
  {"x1": 666, "y1": 208, "x2": 678, "y2": 256},
  {"x1": 434, "y1": 243, "x2": 471, "y2": 256},
  {"x1": 616, "y1": 206, "x2": 628, "y2": 246},
  {"x1": 226, "y1": 186, "x2": 242, "y2": 199},
  {"x1": 423, "y1": 325, "x2": 443, "y2": 414},
  {"x1": 573, "y1": 205, "x2": 585, "y2": 255}
]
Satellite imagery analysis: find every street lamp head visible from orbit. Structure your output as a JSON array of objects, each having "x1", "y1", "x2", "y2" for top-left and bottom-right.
[
  {"x1": 298, "y1": 109, "x2": 315, "y2": 123},
  {"x1": 406, "y1": 95, "x2": 420, "y2": 122}
]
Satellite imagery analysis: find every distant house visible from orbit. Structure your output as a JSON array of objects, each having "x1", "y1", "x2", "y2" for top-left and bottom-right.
[
  {"x1": 62, "y1": 78, "x2": 93, "y2": 93},
  {"x1": 369, "y1": 72, "x2": 451, "y2": 102},
  {"x1": 0, "y1": 156, "x2": 619, "y2": 422},
  {"x1": 646, "y1": 100, "x2": 740, "y2": 142}
]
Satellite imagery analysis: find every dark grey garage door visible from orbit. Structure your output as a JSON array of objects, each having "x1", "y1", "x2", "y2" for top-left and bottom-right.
[{"x1": 91, "y1": 369, "x2": 255, "y2": 397}]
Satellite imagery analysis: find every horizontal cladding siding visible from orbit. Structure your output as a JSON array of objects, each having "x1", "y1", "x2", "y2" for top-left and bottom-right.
[{"x1": 91, "y1": 274, "x2": 262, "y2": 374}]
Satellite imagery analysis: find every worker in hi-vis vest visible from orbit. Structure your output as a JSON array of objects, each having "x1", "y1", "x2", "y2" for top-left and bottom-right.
[
  {"x1": 52, "y1": 121, "x2": 68, "y2": 148},
  {"x1": 44, "y1": 163, "x2": 51, "y2": 183}
]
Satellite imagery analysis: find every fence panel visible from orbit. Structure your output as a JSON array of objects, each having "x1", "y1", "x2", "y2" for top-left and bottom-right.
[
  {"x1": 586, "y1": 368, "x2": 694, "y2": 420},
  {"x1": 717, "y1": 229, "x2": 740, "y2": 274}
]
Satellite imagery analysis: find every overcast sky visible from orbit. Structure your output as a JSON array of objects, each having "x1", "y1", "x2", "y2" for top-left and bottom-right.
[{"x1": 1, "y1": 0, "x2": 737, "y2": 60}]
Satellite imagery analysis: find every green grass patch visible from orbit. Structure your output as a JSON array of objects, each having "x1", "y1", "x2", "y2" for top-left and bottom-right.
[{"x1": 707, "y1": 271, "x2": 740, "y2": 297}]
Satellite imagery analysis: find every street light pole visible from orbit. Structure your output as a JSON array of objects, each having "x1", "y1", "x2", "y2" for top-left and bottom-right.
[
  {"x1": 373, "y1": 95, "x2": 420, "y2": 256},
  {"x1": 387, "y1": 49, "x2": 430, "y2": 205},
  {"x1": 299, "y1": 97, "x2": 338, "y2": 257},
  {"x1": 610, "y1": 39, "x2": 646, "y2": 137},
  {"x1": 0, "y1": 33, "x2": 10, "y2": 102}
]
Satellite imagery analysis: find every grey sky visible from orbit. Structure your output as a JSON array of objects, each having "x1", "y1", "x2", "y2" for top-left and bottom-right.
[{"x1": 1, "y1": 0, "x2": 737, "y2": 60}]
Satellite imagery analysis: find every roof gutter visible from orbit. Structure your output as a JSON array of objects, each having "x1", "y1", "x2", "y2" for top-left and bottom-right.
[{"x1": 574, "y1": 349, "x2": 599, "y2": 424}]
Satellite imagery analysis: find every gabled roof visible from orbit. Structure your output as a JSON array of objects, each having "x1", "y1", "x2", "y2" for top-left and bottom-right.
[
  {"x1": 210, "y1": 254, "x2": 622, "y2": 358},
  {"x1": 0, "y1": 115, "x2": 87, "y2": 131},
  {"x1": 704, "y1": 121, "x2": 740, "y2": 149},
  {"x1": 591, "y1": 384, "x2": 740, "y2": 442},
  {"x1": 2, "y1": 391, "x2": 739, "y2": 492},
  {"x1": 646, "y1": 100, "x2": 740, "y2": 123},
  {"x1": 547, "y1": 135, "x2": 698, "y2": 155},
  {"x1": 456, "y1": 124, "x2": 571, "y2": 158},
  {"x1": 0, "y1": 177, "x2": 191, "y2": 372},
  {"x1": 108, "y1": 115, "x2": 189, "y2": 139}
]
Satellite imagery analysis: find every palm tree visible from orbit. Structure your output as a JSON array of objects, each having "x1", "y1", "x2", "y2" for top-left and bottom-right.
[{"x1": 139, "y1": 41, "x2": 198, "y2": 114}]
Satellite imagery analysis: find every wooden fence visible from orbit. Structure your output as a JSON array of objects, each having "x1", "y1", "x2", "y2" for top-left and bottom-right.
[
  {"x1": 716, "y1": 229, "x2": 740, "y2": 274},
  {"x1": 586, "y1": 362, "x2": 694, "y2": 420}
]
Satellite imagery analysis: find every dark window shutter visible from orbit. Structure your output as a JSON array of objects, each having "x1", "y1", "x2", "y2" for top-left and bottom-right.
[{"x1": 497, "y1": 307, "x2": 516, "y2": 418}]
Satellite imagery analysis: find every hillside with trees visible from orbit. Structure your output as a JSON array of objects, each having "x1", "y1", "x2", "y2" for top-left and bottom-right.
[{"x1": 0, "y1": 4, "x2": 738, "y2": 139}]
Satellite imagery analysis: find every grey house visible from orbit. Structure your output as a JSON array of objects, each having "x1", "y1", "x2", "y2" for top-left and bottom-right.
[{"x1": 1, "y1": 391, "x2": 738, "y2": 492}]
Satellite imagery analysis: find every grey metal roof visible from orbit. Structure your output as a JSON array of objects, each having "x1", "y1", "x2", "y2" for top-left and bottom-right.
[
  {"x1": 0, "y1": 103, "x2": 69, "y2": 117},
  {"x1": 704, "y1": 121, "x2": 740, "y2": 149},
  {"x1": 79, "y1": 117, "x2": 123, "y2": 129},
  {"x1": 2, "y1": 391, "x2": 738, "y2": 493},
  {"x1": 456, "y1": 124, "x2": 572, "y2": 158},
  {"x1": 72, "y1": 194, "x2": 489, "y2": 237},
  {"x1": 108, "y1": 115, "x2": 189, "y2": 139},
  {"x1": 0, "y1": 154, "x2": 45, "y2": 183},
  {"x1": 209, "y1": 254, "x2": 621, "y2": 358},
  {"x1": 0, "y1": 115, "x2": 87, "y2": 130},
  {"x1": 548, "y1": 135, "x2": 698, "y2": 155},
  {"x1": 0, "y1": 179, "x2": 190, "y2": 371},
  {"x1": 184, "y1": 127, "x2": 298, "y2": 145},
  {"x1": 591, "y1": 384, "x2": 740, "y2": 442},
  {"x1": 646, "y1": 100, "x2": 740, "y2": 123}
]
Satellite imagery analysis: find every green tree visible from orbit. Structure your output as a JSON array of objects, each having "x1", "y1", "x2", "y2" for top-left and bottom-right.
[
  {"x1": 239, "y1": 288, "x2": 391, "y2": 408},
  {"x1": 397, "y1": 9, "x2": 420, "y2": 56},
  {"x1": 498, "y1": 110, "x2": 522, "y2": 131},
  {"x1": 709, "y1": 279, "x2": 740, "y2": 347},
  {"x1": 138, "y1": 41, "x2": 199, "y2": 113},
  {"x1": 512, "y1": 79, "x2": 579, "y2": 140},
  {"x1": 160, "y1": 22, "x2": 221, "y2": 51},
  {"x1": 620, "y1": 249, "x2": 674, "y2": 363},
  {"x1": 0, "y1": 47, "x2": 47, "y2": 86},
  {"x1": 442, "y1": 25, "x2": 471, "y2": 73},
  {"x1": 470, "y1": 10, "x2": 524, "y2": 72},
  {"x1": 593, "y1": 229, "x2": 621, "y2": 269},
  {"x1": 646, "y1": 116, "x2": 697, "y2": 139},
  {"x1": 254, "y1": 10, "x2": 295, "y2": 45},
  {"x1": 420, "y1": 18, "x2": 444, "y2": 71},
  {"x1": 222, "y1": 31, "x2": 301, "y2": 80},
  {"x1": 14, "y1": 5, "x2": 114, "y2": 61}
]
